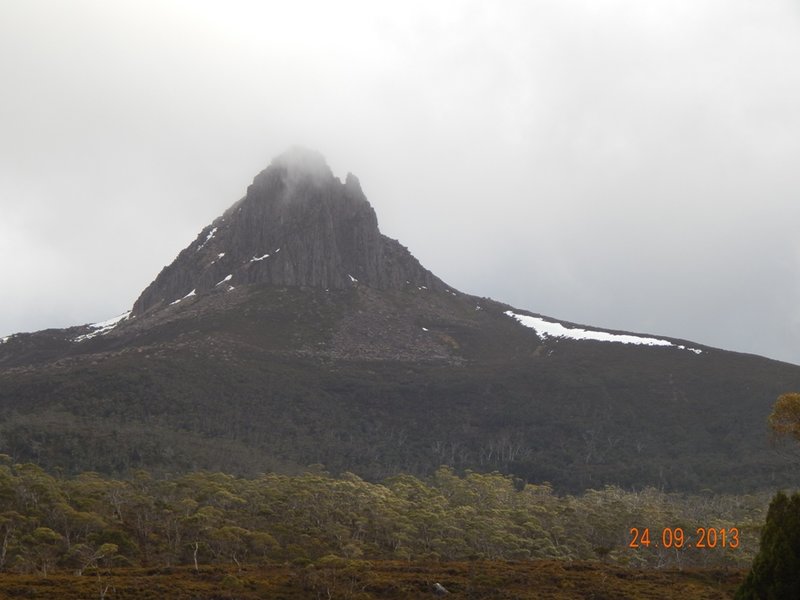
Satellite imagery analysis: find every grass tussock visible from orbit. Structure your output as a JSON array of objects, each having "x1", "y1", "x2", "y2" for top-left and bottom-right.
[{"x1": 0, "y1": 560, "x2": 745, "y2": 600}]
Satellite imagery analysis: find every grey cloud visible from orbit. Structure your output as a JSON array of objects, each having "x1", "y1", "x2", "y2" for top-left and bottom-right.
[{"x1": 1, "y1": 1, "x2": 799, "y2": 364}]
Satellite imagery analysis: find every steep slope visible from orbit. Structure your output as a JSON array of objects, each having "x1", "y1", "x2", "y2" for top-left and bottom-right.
[
  {"x1": 1, "y1": 149, "x2": 799, "y2": 493},
  {"x1": 132, "y1": 148, "x2": 444, "y2": 316}
]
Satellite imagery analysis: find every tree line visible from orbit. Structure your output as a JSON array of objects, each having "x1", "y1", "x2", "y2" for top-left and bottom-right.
[{"x1": 0, "y1": 459, "x2": 770, "y2": 576}]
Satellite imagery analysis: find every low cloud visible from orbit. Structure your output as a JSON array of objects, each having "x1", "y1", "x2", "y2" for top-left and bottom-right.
[{"x1": 1, "y1": 1, "x2": 799, "y2": 364}]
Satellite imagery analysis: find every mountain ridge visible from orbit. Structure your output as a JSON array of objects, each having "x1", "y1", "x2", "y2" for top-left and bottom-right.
[{"x1": 1, "y1": 149, "x2": 799, "y2": 494}]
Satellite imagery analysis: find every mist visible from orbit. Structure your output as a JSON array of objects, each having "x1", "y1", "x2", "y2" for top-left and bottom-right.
[{"x1": 1, "y1": 0, "x2": 799, "y2": 364}]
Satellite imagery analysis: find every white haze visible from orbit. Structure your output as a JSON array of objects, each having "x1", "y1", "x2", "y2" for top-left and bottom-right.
[{"x1": 1, "y1": 1, "x2": 799, "y2": 365}]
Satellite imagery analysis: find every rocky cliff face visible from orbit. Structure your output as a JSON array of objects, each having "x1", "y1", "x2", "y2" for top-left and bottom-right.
[{"x1": 131, "y1": 148, "x2": 445, "y2": 316}]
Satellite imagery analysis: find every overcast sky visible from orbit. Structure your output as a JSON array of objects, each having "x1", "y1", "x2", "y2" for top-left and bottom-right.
[{"x1": 2, "y1": 0, "x2": 799, "y2": 365}]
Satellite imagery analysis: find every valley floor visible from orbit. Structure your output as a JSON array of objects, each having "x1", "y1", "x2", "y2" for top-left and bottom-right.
[{"x1": 0, "y1": 560, "x2": 744, "y2": 599}]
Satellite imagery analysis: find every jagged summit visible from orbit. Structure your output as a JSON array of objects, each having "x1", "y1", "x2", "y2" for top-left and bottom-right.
[{"x1": 131, "y1": 149, "x2": 445, "y2": 316}]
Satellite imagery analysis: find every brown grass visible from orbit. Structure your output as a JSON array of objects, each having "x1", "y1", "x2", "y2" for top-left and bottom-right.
[{"x1": 0, "y1": 560, "x2": 744, "y2": 599}]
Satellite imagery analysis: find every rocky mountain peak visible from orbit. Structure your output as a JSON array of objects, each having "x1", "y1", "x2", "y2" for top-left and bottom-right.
[{"x1": 131, "y1": 149, "x2": 445, "y2": 316}]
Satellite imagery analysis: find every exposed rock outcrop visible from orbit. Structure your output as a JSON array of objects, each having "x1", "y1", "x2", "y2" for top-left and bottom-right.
[{"x1": 132, "y1": 148, "x2": 445, "y2": 316}]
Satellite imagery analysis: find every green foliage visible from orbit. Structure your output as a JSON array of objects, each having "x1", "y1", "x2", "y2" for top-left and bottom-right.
[
  {"x1": 769, "y1": 392, "x2": 800, "y2": 442},
  {"x1": 3, "y1": 287, "x2": 800, "y2": 495},
  {"x1": 0, "y1": 464, "x2": 769, "y2": 575},
  {"x1": 736, "y1": 491, "x2": 800, "y2": 599}
]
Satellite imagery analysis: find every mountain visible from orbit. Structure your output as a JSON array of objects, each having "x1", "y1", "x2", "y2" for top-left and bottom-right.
[
  {"x1": 131, "y1": 148, "x2": 444, "y2": 316},
  {"x1": 1, "y1": 147, "x2": 799, "y2": 493}
]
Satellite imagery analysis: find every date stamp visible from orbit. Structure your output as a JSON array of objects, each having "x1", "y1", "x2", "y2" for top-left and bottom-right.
[{"x1": 629, "y1": 527, "x2": 740, "y2": 549}]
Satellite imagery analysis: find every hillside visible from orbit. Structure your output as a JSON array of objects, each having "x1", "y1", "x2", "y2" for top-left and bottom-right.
[{"x1": 1, "y1": 148, "x2": 799, "y2": 493}]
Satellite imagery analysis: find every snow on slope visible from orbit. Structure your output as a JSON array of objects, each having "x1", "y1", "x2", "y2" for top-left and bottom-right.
[
  {"x1": 170, "y1": 289, "x2": 196, "y2": 305},
  {"x1": 250, "y1": 248, "x2": 281, "y2": 263},
  {"x1": 73, "y1": 311, "x2": 131, "y2": 342},
  {"x1": 196, "y1": 227, "x2": 217, "y2": 251},
  {"x1": 505, "y1": 311, "x2": 702, "y2": 354}
]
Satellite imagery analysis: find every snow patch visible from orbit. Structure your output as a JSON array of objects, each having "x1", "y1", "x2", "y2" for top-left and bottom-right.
[
  {"x1": 217, "y1": 252, "x2": 226, "y2": 259},
  {"x1": 422, "y1": 327, "x2": 429, "y2": 332},
  {"x1": 251, "y1": 253, "x2": 270, "y2": 262},
  {"x1": 170, "y1": 289, "x2": 196, "y2": 305},
  {"x1": 73, "y1": 311, "x2": 131, "y2": 342},
  {"x1": 215, "y1": 274, "x2": 233, "y2": 286},
  {"x1": 92, "y1": 312, "x2": 131, "y2": 329},
  {"x1": 0, "y1": 335, "x2": 10, "y2": 344},
  {"x1": 196, "y1": 227, "x2": 217, "y2": 251},
  {"x1": 505, "y1": 311, "x2": 703, "y2": 353},
  {"x1": 348, "y1": 274, "x2": 358, "y2": 283},
  {"x1": 678, "y1": 345, "x2": 703, "y2": 354}
]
